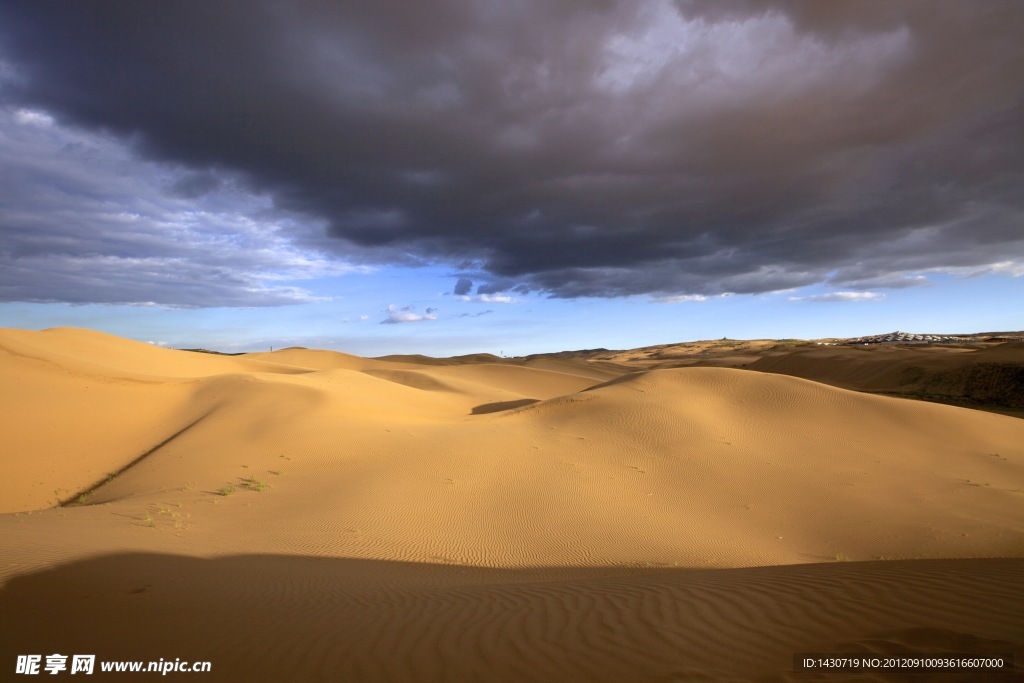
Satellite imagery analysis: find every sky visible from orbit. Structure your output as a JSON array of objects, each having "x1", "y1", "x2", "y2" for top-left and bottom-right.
[{"x1": 0, "y1": 0, "x2": 1021, "y2": 357}]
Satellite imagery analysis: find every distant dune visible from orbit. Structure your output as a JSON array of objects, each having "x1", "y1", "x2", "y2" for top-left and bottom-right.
[
  {"x1": 749, "y1": 342, "x2": 1024, "y2": 412},
  {"x1": 577, "y1": 334, "x2": 1024, "y2": 415},
  {"x1": 1, "y1": 327, "x2": 1022, "y2": 681}
]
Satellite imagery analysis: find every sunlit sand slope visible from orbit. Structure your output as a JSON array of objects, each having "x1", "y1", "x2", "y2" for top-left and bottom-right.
[
  {"x1": 0, "y1": 328, "x2": 310, "y2": 512},
  {"x1": 1, "y1": 328, "x2": 1022, "y2": 566},
  {"x1": 0, "y1": 329, "x2": 600, "y2": 512}
]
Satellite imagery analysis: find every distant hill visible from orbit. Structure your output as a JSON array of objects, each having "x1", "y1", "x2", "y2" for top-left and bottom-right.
[{"x1": 518, "y1": 332, "x2": 1024, "y2": 416}]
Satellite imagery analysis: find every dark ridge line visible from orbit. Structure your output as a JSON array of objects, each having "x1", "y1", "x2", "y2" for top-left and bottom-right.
[
  {"x1": 57, "y1": 412, "x2": 212, "y2": 509},
  {"x1": 864, "y1": 391, "x2": 1024, "y2": 419},
  {"x1": 179, "y1": 348, "x2": 246, "y2": 356}
]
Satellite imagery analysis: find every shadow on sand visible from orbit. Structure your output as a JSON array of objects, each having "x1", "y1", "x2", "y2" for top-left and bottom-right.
[
  {"x1": 470, "y1": 398, "x2": 540, "y2": 415},
  {"x1": 1, "y1": 554, "x2": 1020, "y2": 682}
]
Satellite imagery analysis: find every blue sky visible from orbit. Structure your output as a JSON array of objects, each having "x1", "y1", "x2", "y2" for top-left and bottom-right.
[{"x1": 0, "y1": 2, "x2": 1021, "y2": 357}]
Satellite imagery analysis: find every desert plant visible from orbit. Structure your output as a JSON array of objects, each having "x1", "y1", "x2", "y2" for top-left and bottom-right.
[{"x1": 239, "y1": 477, "x2": 269, "y2": 492}]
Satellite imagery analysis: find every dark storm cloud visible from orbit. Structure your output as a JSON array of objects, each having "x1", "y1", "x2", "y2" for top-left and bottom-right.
[
  {"x1": 0, "y1": 108, "x2": 355, "y2": 306},
  {"x1": 453, "y1": 278, "x2": 473, "y2": 296},
  {"x1": 168, "y1": 173, "x2": 224, "y2": 200},
  {"x1": 1, "y1": 0, "x2": 1022, "y2": 301}
]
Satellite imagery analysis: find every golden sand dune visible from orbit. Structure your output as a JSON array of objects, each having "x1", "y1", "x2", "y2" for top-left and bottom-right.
[
  {"x1": 1, "y1": 327, "x2": 1022, "y2": 681},
  {"x1": 245, "y1": 346, "x2": 375, "y2": 371},
  {"x1": 0, "y1": 327, "x2": 306, "y2": 378}
]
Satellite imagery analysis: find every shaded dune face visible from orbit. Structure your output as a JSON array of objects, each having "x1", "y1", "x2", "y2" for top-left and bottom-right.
[
  {"x1": 1, "y1": 328, "x2": 1022, "y2": 681},
  {"x1": 1, "y1": 554, "x2": 1021, "y2": 683},
  {"x1": 748, "y1": 342, "x2": 1024, "y2": 410}
]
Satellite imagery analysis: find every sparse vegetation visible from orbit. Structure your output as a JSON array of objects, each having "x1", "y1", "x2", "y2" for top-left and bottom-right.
[
  {"x1": 772, "y1": 339, "x2": 815, "y2": 349},
  {"x1": 240, "y1": 477, "x2": 269, "y2": 492},
  {"x1": 217, "y1": 485, "x2": 236, "y2": 496}
]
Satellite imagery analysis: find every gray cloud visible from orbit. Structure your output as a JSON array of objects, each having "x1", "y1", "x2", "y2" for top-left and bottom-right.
[
  {"x1": 0, "y1": 0, "x2": 1022, "y2": 302},
  {"x1": 168, "y1": 172, "x2": 223, "y2": 200},
  {"x1": 453, "y1": 278, "x2": 473, "y2": 296},
  {"x1": 0, "y1": 108, "x2": 359, "y2": 306}
]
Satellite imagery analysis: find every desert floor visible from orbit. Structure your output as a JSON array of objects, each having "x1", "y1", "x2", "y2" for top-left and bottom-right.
[{"x1": 1, "y1": 328, "x2": 1022, "y2": 682}]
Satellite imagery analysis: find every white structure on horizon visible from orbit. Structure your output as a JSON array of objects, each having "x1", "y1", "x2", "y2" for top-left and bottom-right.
[{"x1": 845, "y1": 331, "x2": 971, "y2": 345}]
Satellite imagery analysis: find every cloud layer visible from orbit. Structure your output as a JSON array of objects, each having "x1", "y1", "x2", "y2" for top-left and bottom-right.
[
  {"x1": 1, "y1": 0, "x2": 1022, "y2": 303},
  {"x1": 0, "y1": 108, "x2": 365, "y2": 306}
]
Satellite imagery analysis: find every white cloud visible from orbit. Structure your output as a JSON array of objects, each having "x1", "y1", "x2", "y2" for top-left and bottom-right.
[
  {"x1": 459, "y1": 293, "x2": 517, "y2": 304},
  {"x1": 922, "y1": 261, "x2": 1024, "y2": 279},
  {"x1": 832, "y1": 274, "x2": 930, "y2": 289},
  {"x1": 13, "y1": 108, "x2": 54, "y2": 127},
  {"x1": 650, "y1": 294, "x2": 708, "y2": 303},
  {"x1": 381, "y1": 304, "x2": 438, "y2": 324},
  {"x1": 789, "y1": 291, "x2": 885, "y2": 303}
]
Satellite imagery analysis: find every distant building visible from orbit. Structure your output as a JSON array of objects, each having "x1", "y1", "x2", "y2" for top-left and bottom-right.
[{"x1": 843, "y1": 330, "x2": 972, "y2": 345}]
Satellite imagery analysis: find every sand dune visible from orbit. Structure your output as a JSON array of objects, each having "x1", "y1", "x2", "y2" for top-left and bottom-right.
[
  {"x1": 245, "y1": 347, "x2": 375, "y2": 372},
  {"x1": 1, "y1": 327, "x2": 1022, "y2": 681},
  {"x1": 0, "y1": 327, "x2": 305, "y2": 378}
]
